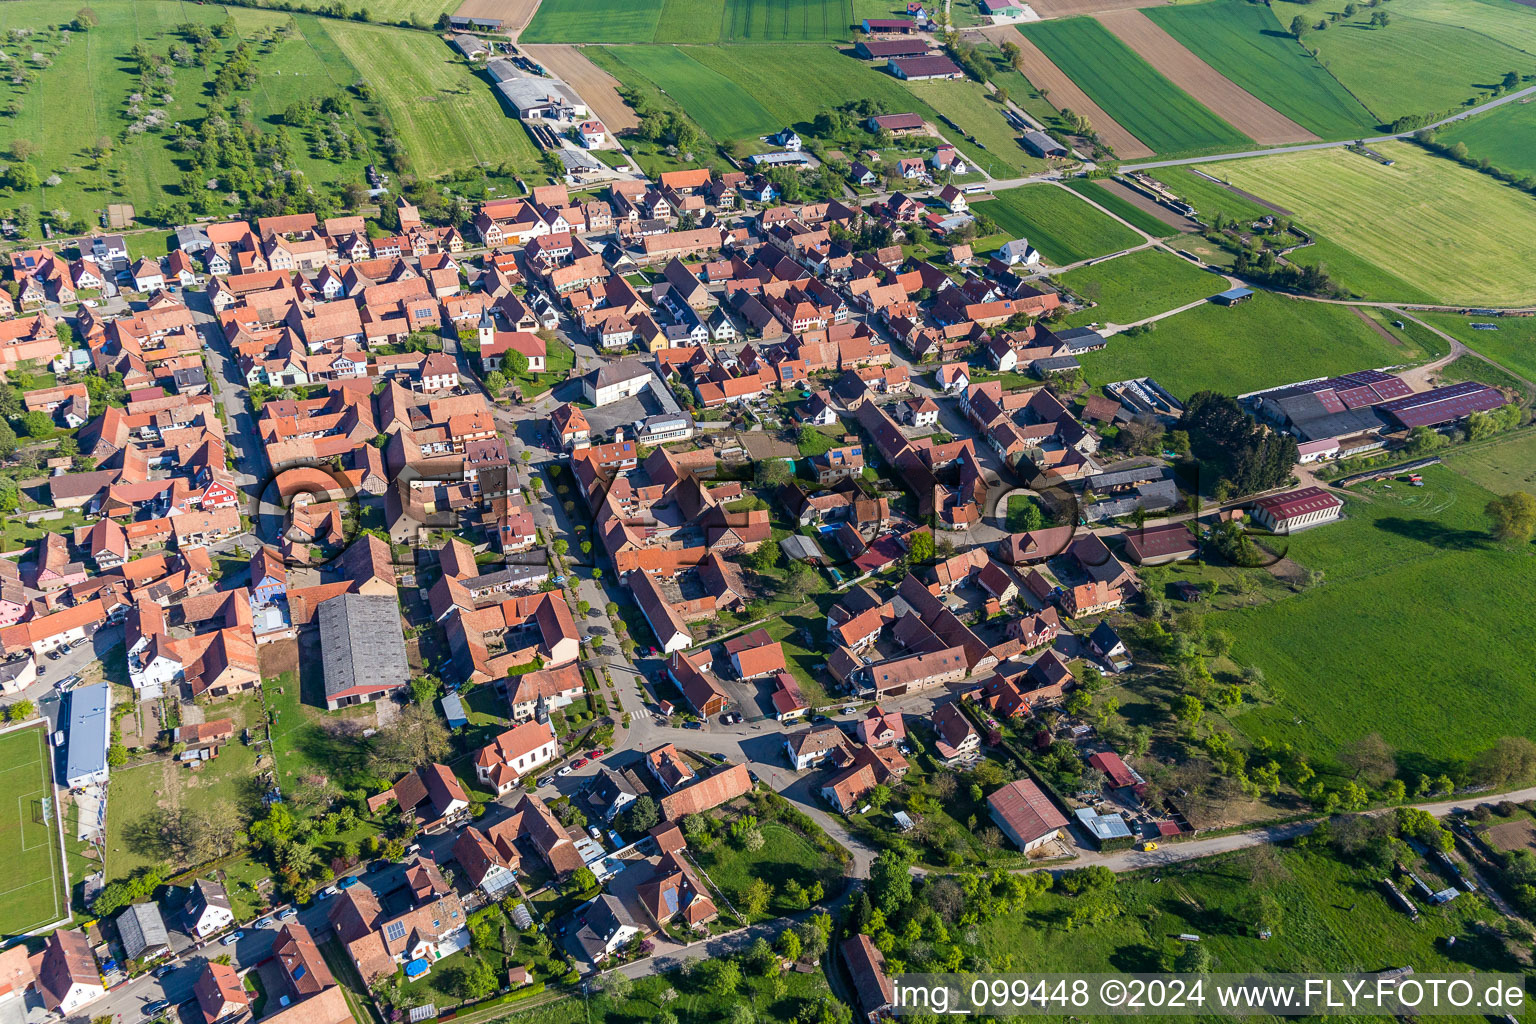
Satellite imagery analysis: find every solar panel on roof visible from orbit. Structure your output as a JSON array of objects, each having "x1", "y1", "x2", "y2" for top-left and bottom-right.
[{"x1": 385, "y1": 921, "x2": 407, "y2": 942}]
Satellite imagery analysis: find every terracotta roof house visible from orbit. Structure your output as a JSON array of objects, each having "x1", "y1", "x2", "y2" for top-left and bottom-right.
[
  {"x1": 842, "y1": 934, "x2": 894, "y2": 1022},
  {"x1": 660, "y1": 762, "x2": 753, "y2": 819},
  {"x1": 474, "y1": 719, "x2": 559, "y2": 795},
  {"x1": 932, "y1": 701, "x2": 980, "y2": 765},
  {"x1": 193, "y1": 961, "x2": 249, "y2": 1024},
  {"x1": 724, "y1": 628, "x2": 786, "y2": 679},
  {"x1": 637, "y1": 850, "x2": 718, "y2": 930},
  {"x1": 29, "y1": 929, "x2": 102, "y2": 1014},
  {"x1": 366, "y1": 763, "x2": 469, "y2": 832}
]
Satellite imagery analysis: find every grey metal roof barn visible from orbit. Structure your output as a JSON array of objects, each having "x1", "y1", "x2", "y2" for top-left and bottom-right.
[
  {"x1": 64, "y1": 682, "x2": 111, "y2": 788},
  {"x1": 318, "y1": 594, "x2": 408, "y2": 707},
  {"x1": 116, "y1": 902, "x2": 170, "y2": 960}
]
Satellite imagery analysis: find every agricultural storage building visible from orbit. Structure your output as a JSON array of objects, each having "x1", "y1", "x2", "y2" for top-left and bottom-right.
[
  {"x1": 1250, "y1": 487, "x2": 1344, "y2": 534},
  {"x1": 888, "y1": 55, "x2": 964, "y2": 81}
]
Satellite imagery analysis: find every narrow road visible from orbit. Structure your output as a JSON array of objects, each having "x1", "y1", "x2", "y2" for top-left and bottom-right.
[{"x1": 1120, "y1": 84, "x2": 1536, "y2": 171}]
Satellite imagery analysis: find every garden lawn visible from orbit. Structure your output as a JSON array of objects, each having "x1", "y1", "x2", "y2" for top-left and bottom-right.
[
  {"x1": 1437, "y1": 99, "x2": 1536, "y2": 182},
  {"x1": 512, "y1": 335, "x2": 574, "y2": 399},
  {"x1": 972, "y1": 845, "x2": 1502, "y2": 988},
  {"x1": 321, "y1": 19, "x2": 542, "y2": 176},
  {"x1": 903, "y1": 80, "x2": 1047, "y2": 176},
  {"x1": 1269, "y1": 0, "x2": 1536, "y2": 123},
  {"x1": 103, "y1": 692, "x2": 270, "y2": 881},
  {"x1": 597, "y1": 46, "x2": 778, "y2": 139},
  {"x1": 692, "y1": 822, "x2": 840, "y2": 921},
  {"x1": 971, "y1": 184, "x2": 1141, "y2": 266},
  {"x1": 765, "y1": 614, "x2": 833, "y2": 711},
  {"x1": 522, "y1": 0, "x2": 666, "y2": 41},
  {"x1": 0, "y1": 726, "x2": 67, "y2": 935},
  {"x1": 1416, "y1": 312, "x2": 1536, "y2": 387},
  {"x1": 1063, "y1": 179, "x2": 1182, "y2": 238},
  {"x1": 1019, "y1": 16, "x2": 1251, "y2": 155},
  {"x1": 1057, "y1": 248, "x2": 1217, "y2": 328},
  {"x1": 1214, "y1": 465, "x2": 1536, "y2": 773},
  {"x1": 1145, "y1": 0, "x2": 1380, "y2": 137},
  {"x1": 1077, "y1": 291, "x2": 1435, "y2": 399},
  {"x1": 1209, "y1": 142, "x2": 1536, "y2": 306},
  {"x1": 264, "y1": 670, "x2": 379, "y2": 793}
]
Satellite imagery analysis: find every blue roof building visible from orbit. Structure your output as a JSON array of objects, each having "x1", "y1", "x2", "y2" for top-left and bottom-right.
[{"x1": 64, "y1": 682, "x2": 111, "y2": 788}]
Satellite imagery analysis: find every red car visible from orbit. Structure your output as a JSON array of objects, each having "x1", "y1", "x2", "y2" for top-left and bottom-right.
[
  {"x1": 590, "y1": 748, "x2": 605, "y2": 757},
  {"x1": 573, "y1": 757, "x2": 590, "y2": 768}
]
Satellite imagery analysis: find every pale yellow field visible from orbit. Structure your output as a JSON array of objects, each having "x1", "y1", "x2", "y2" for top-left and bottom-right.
[{"x1": 1211, "y1": 141, "x2": 1536, "y2": 307}]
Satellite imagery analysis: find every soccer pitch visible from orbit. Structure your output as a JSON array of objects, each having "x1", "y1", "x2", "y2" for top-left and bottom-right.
[{"x1": 0, "y1": 725, "x2": 69, "y2": 937}]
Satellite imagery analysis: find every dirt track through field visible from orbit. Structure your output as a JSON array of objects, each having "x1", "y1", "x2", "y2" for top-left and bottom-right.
[
  {"x1": 455, "y1": 0, "x2": 542, "y2": 38},
  {"x1": 1026, "y1": 0, "x2": 1168, "y2": 18},
  {"x1": 1093, "y1": 9, "x2": 1318, "y2": 145},
  {"x1": 985, "y1": 27, "x2": 1154, "y2": 158},
  {"x1": 524, "y1": 44, "x2": 640, "y2": 132},
  {"x1": 1097, "y1": 177, "x2": 1198, "y2": 231}
]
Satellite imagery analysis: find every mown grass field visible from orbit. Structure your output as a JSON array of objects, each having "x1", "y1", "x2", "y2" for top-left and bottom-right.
[
  {"x1": 1446, "y1": 426, "x2": 1536, "y2": 495},
  {"x1": 598, "y1": 45, "x2": 779, "y2": 139},
  {"x1": 971, "y1": 184, "x2": 1141, "y2": 265},
  {"x1": 904, "y1": 79, "x2": 1047, "y2": 176},
  {"x1": 1077, "y1": 291, "x2": 1436, "y2": 398},
  {"x1": 1145, "y1": 0, "x2": 1381, "y2": 137},
  {"x1": 1058, "y1": 248, "x2": 1219, "y2": 328},
  {"x1": 1210, "y1": 142, "x2": 1536, "y2": 306},
  {"x1": 1063, "y1": 179, "x2": 1182, "y2": 238},
  {"x1": 1215, "y1": 464, "x2": 1536, "y2": 771},
  {"x1": 1269, "y1": 0, "x2": 1536, "y2": 122},
  {"x1": 1147, "y1": 164, "x2": 1272, "y2": 223},
  {"x1": 0, "y1": 725, "x2": 67, "y2": 935},
  {"x1": 1416, "y1": 312, "x2": 1536, "y2": 386},
  {"x1": 1019, "y1": 17, "x2": 1251, "y2": 155},
  {"x1": 522, "y1": 0, "x2": 666, "y2": 41},
  {"x1": 1436, "y1": 98, "x2": 1536, "y2": 182},
  {"x1": 350, "y1": 0, "x2": 458, "y2": 22},
  {"x1": 975, "y1": 845, "x2": 1502, "y2": 985},
  {"x1": 1283, "y1": 234, "x2": 1441, "y2": 304},
  {"x1": 322, "y1": 20, "x2": 542, "y2": 176}
]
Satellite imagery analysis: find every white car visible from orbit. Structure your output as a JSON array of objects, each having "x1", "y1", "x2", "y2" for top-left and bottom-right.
[
  {"x1": 842, "y1": 705, "x2": 859, "y2": 715},
  {"x1": 557, "y1": 765, "x2": 574, "y2": 777}
]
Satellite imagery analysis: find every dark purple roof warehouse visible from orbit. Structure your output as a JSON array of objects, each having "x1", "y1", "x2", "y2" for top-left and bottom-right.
[{"x1": 1377, "y1": 381, "x2": 1506, "y2": 429}]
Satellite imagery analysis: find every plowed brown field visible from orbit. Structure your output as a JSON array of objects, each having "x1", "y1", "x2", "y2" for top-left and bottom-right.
[
  {"x1": 1094, "y1": 9, "x2": 1317, "y2": 144},
  {"x1": 986, "y1": 27, "x2": 1154, "y2": 158},
  {"x1": 455, "y1": 0, "x2": 541, "y2": 37}
]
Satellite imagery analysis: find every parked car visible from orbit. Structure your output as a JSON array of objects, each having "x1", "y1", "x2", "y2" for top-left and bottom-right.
[
  {"x1": 589, "y1": 748, "x2": 605, "y2": 757},
  {"x1": 747, "y1": 770, "x2": 760, "y2": 784},
  {"x1": 221, "y1": 931, "x2": 245, "y2": 945},
  {"x1": 337, "y1": 876, "x2": 360, "y2": 889},
  {"x1": 588, "y1": 826, "x2": 603, "y2": 842},
  {"x1": 144, "y1": 1000, "x2": 169, "y2": 1015},
  {"x1": 711, "y1": 752, "x2": 729, "y2": 762},
  {"x1": 151, "y1": 965, "x2": 176, "y2": 979},
  {"x1": 557, "y1": 765, "x2": 574, "y2": 776},
  {"x1": 683, "y1": 721, "x2": 702, "y2": 730},
  {"x1": 279, "y1": 908, "x2": 298, "y2": 920},
  {"x1": 35, "y1": 665, "x2": 45, "y2": 676},
  {"x1": 315, "y1": 889, "x2": 332, "y2": 901},
  {"x1": 537, "y1": 775, "x2": 554, "y2": 787},
  {"x1": 51, "y1": 730, "x2": 64, "y2": 748},
  {"x1": 573, "y1": 757, "x2": 589, "y2": 769},
  {"x1": 68, "y1": 637, "x2": 89, "y2": 649},
  {"x1": 841, "y1": 705, "x2": 859, "y2": 715}
]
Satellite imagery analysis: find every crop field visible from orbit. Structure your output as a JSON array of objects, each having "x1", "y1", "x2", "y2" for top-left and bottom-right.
[
  {"x1": 598, "y1": 46, "x2": 779, "y2": 139},
  {"x1": 1077, "y1": 291, "x2": 1435, "y2": 398},
  {"x1": 1094, "y1": 9, "x2": 1316, "y2": 145},
  {"x1": 1063, "y1": 179, "x2": 1184, "y2": 236},
  {"x1": 1268, "y1": 0, "x2": 1536, "y2": 122},
  {"x1": 1436, "y1": 99, "x2": 1536, "y2": 182},
  {"x1": 1282, "y1": 235, "x2": 1441, "y2": 304},
  {"x1": 971, "y1": 184, "x2": 1141, "y2": 265},
  {"x1": 720, "y1": 0, "x2": 852, "y2": 40},
  {"x1": 1215, "y1": 464, "x2": 1536, "y2": 768},
  {"x1": 358, "y1": 0, "x2": 459, "y2": 22},
  {"x1": 1416, "y1": 312, "x2": 1536, "y2": 386},
  {"x1": 0, "y1": 725, "x2": 67, "y2": 936},
  {"x1": 1057, "y1": 248, "x2": 1218, "y2": 328},
  {"x1": 1210, "y1": 143, "x2": 1536, "y2": 306},
  {"x1": 1019, "y1": 17, "x2": 1251, "y2": 155},
  {"x1": 1144, "y1": 0, "x2": 1380, "y2": 137},
  {"x1": 998, "y1": 29, "x2": 1153, "y2": 158},
  {"x1": 322, "y1": 20, "x2": 542, "y2": 176},
  {"x1": 522, "y1": 0, "x2": 666, "y2": 41},
  {"x1": 652, "y1": 0, "x2": 726, "y2": 41}
]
